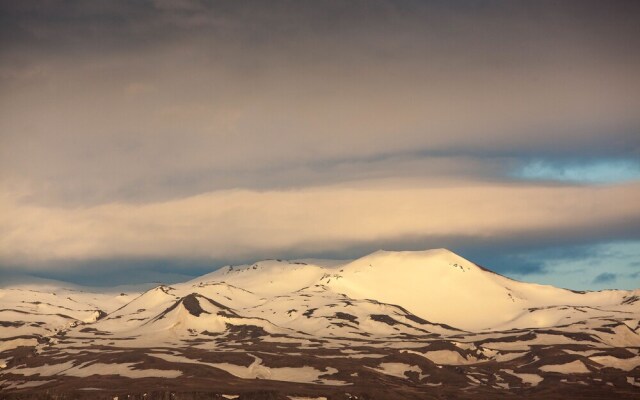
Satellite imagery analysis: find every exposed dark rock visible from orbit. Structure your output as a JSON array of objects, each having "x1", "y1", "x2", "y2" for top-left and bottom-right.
[{"x1": 333, "y1": 312, "x2": 358, "y2": 324}]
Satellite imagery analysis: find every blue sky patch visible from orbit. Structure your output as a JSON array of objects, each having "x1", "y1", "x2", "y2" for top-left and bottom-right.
[{"x1": 515, "y1": 159, "x2": 640, "y2": 184}]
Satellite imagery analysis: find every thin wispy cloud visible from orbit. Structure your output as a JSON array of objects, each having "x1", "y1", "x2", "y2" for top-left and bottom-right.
[{"x1": 592, "y1": 272, "x2": 616, "y2": 285}]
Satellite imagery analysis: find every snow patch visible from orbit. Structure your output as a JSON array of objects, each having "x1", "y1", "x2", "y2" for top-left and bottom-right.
[
  {"x1": 9, "y1": 361, "x2": 181, "y2": 378},
  {"x1": 503, "y1": 369, "x2": 543, "y2": 386},
  {"x1": 590, "y1": 355, "x2": 640, "y2": 371},
  {"x1": 404, "y1": 349, "x2": 476, "y2": 365},
  {"x1": 288, "y1": 397, "x2": 328, "y2": 400},
  {"x1": 150, "y1": 352, "x2": 348, "y2": 385},
  {"x1": 0, "y1": 338, "x2": 38, "y2": 352},
  {"x1": 366, "y1": 362, "x2": 425, "y2": 380},
  {"x1": 539, "y1": 360, "x2": 590, "y2": 374}
]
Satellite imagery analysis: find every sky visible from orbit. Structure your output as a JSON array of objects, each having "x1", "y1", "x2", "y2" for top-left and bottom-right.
[{"x1": 0, "y1": 0, "x2": 639, "y2": 289}]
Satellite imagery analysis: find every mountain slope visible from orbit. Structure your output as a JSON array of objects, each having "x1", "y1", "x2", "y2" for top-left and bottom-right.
[
  {"x1": 322, "y1": 249, "x2": 635, "y2": 331},
  {"x1": 189, "y1": 259, "x2": 332, "y2": 296}
]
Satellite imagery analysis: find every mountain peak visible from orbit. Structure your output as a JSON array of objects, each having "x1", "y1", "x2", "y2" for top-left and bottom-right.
[{"x1": 355, "y1": 248, "x2": 472, "y2": 268}]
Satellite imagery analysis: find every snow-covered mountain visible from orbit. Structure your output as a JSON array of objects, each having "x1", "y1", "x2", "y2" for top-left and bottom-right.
[
  {"x1": 1, "y1": 249, "x2": 639, "y2": 399},
  {"x1": 322, "y1": 249, "x2": 638, "y2": 330}
]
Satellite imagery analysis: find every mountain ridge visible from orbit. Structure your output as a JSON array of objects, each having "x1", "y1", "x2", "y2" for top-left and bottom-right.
[{"x1": 1, "y1": 248, "x2": 639, "y2": 398}]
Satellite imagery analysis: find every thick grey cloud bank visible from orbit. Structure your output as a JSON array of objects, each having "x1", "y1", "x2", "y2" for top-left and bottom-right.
[{"x1": 0, "y1": 1, "x2": 639, "y2": 289}]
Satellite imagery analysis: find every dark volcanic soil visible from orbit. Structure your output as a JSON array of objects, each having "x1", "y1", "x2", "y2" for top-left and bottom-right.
[{"x1": 2, "y1": 335, "x2": 639, "y2": 400}]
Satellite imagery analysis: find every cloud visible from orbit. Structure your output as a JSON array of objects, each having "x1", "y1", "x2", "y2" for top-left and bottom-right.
[
  {"x1": 592, "y1": 272, "x2": 616, "y2": 284},
  {"x1": 1, "y1": 180, "x2": 638, "y2": 265},
  {"x1": 456, "y1": 239, "x2": 640, "y2": 282},
  {"x1": 1, "y1": 1, "x2": 639, "y2": 208},
  {"x1": 465, "y1": 253, "x2": 546, "y2": 276},
  {"x1": 491, "y1": 240, "x2": 640, "y2": 290},
  {"x1": 0, "y1": 1, "x2": 639, "y2": 288}
]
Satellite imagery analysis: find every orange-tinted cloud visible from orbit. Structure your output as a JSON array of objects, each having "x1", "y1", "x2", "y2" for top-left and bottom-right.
[{"x1": 2, "y1": 180, "x2": 638, "y2": 264}]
